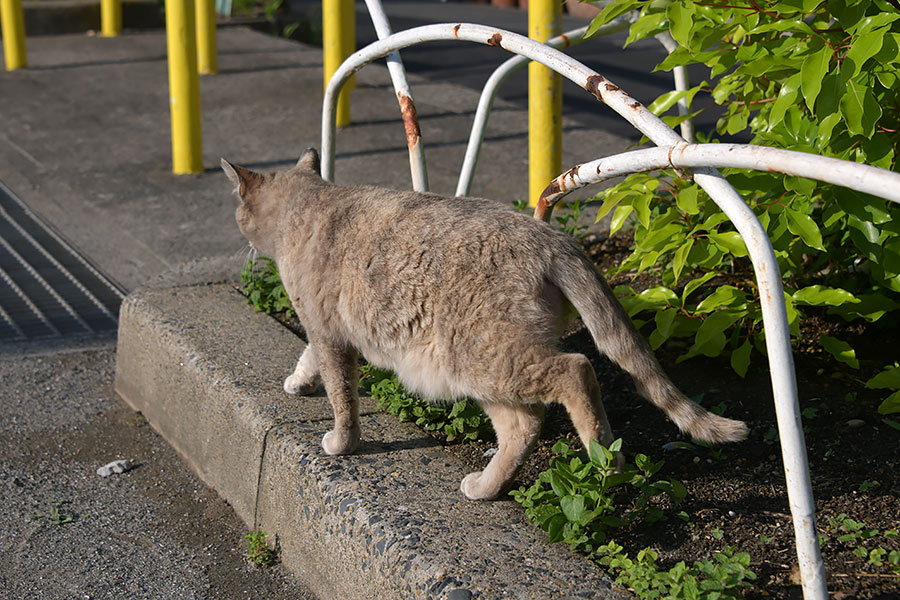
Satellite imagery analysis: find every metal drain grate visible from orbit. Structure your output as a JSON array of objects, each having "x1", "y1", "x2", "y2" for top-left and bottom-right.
[{"x1": 0, "y1": 181, "x2": 125, "y2": 343}]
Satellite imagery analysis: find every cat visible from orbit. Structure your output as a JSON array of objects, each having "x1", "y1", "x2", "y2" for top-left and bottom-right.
[{"x1": 222, "y1": 148, "x2": 748, "y2": 500}]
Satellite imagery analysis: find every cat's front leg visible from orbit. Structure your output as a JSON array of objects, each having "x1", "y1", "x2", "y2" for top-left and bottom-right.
[
  {"x1": 284, "y1": 343, "x2": 322, "y2": 395},
  {"x1": 312, "y1": 337, "x2": 361, "y2": 455}
]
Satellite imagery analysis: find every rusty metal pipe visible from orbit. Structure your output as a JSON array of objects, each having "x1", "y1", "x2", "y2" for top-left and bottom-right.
[
  {"x1": 363, "y1": 0, "x2": 428, "y2": 192},
  {"x1": 538, "y1": 143, "x2": 900, "y2": 210}
]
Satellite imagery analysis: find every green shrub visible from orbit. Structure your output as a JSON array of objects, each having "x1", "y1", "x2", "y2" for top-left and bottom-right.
[
  {"x1": 584, "y1": 0, "x2": 900, "y2": 389},
  {"x1": 359, "y1": 365, "x2": 493, "y2": 442}
]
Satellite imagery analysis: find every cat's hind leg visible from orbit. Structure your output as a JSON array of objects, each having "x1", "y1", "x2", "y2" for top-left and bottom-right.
[
  {"x1": 284, "y1": 343, "x2": 322, "y2": 395},
  {"x1": 540, "y1": 353, "x2": 622, "y2": 469},
  {"x1": 460, "y1": 401, "x2": 544, "y2": 500},
  {"x1": 313, "y1": 338, "x2": 361, "y2": 455}
]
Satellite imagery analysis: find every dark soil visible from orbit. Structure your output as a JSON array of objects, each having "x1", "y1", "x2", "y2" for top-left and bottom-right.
[{"x1": 260, "y1": 234, "x2": 900, "y2": 599}]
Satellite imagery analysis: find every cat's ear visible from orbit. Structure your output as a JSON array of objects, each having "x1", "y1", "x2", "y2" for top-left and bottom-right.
[
  {"x1": 296, "y1": 148, "x2": 320, "y2": 175},
  {"x1": 220, "y1": 159, "x2": 263, "y2": 199}
]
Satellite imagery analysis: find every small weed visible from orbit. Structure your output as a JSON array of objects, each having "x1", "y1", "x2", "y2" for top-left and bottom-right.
[
  {"x1": 858, "y1": 479, "x2": 878, "y2": 493},
  {"x1": 711, "y1": 528, "x2": 724, "y2": 540},
  {"x1": 511, "y1": 198, "x2": 529, "y2": 212},
  {"x1": 757, "y1": 534, "x2": 775, "y2": 546},
  {"x1": 245, "y1": 530, "x2": 276, "y2": 567},
  {"x1": 597, "y1": 542, "x2": 756, "y2": 600},
  {"x1": 240, "y1": 256, "x2": 295, "y2": 319},
  {"x1": 554, "y1": 198, "x2": 589, "y2": 242},
  {"x1": 823, "y1": 514, "x2": 900, "y2": 574},
  {"x1": 29, "y1": 501, "x2": 75, "y2": 526},
  {"x1": 510, "y1": 439, "x2": 686, "y2": 553},
  {"x1": 360, "y1": 365, "x2": 492, "y2": 442}
]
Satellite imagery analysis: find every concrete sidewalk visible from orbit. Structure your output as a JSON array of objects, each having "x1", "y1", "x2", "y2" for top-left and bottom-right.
[{"x1": 0, "y1": 9, "x2": 652, "y2": 598}]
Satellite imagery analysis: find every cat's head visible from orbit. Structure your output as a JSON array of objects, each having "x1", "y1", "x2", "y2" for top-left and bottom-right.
[{"x1": 221, "y1": 149, "x2": 321, "y2": 256}]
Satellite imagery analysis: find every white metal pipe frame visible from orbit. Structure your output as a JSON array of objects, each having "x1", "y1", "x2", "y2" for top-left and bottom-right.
[{"x1": 314, "y1": 22, "x2": 874, "y2": 600}]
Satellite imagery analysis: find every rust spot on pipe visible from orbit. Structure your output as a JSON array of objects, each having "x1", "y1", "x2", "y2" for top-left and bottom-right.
[
  {"x1": 453, "y1": 24, "x2": 461, "y2": 38},
  {"x1": 583, "y1": 74, "x2": 608, "y2": 103},
  {"x1": 534, "y1": 187, "x2": 556, "y2": 222},
  {"x1": 488, "y1": 33, "x2": 503, "y2": 47},
  {"x1": 604, "y1": 82, "x2": 620, "y2": 93},
  {"x1": 560, "y1": 34, "x2": 571, "y2": 48},
  {"x1": 397, "y1": 92, "x2": 422, "y2": 151},
  {"x1": 629, "y1": 100, "x2": 642, "y2": 110}
]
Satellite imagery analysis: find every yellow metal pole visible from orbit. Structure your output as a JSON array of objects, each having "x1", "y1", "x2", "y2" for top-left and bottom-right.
[
  {"x1": 323, "y1": 0, "x2": 355, "y2": 128},
  {"x1": 1, "y1": 0, "x2": 27, "y2": 70},
  {"x1": 195, "y1": 0, "x2": 217, "y2": 75},
  {"x1": 528, "y1": 0, "x2": 562, "y2": 206},
  {"x1": 165, "y1": 0, "x2": 203, "y2": 174},
  {"x1": 101, "y1": 0, "x2": 122, "y2": 37}
]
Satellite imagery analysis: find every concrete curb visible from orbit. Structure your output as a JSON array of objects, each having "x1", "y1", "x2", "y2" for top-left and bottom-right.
[{"x1": 114, "y1": 265, "x2": 631, "y2": 600}]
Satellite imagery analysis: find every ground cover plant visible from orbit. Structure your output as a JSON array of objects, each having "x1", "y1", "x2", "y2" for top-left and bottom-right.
[{"x1": 359, "y1": 364, "x2": 493, "y2": 442}]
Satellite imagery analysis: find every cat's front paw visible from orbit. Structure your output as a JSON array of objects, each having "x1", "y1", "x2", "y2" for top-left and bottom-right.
[
  {"x1": 321, "y1": 427, "x2": 360, "y2": 455},
  {"x1": 460, "y1": 471, "x2": 501, "y2": 501},
  {"x1": 283, "y1": 372, "x2": 321, "y2": 395}
]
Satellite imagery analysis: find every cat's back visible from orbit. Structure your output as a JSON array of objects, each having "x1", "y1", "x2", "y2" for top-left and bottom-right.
[{"x1": 344, "y1": 185, "x2": 566, "y2": 260}]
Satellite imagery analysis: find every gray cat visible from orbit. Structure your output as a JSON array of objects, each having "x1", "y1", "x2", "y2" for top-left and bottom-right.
[{"x1": 222, "y1": 149, "x2": 747, "y2": 500}]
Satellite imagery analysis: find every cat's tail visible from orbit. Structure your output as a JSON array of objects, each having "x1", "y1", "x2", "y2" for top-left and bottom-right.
[{"x1": 551, "y1": 248, "x2": 748, "y2": 444}]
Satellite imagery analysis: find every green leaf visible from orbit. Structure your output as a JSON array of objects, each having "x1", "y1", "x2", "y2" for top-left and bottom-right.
[
  {"x1": 800, "y1": 46, "x2": 832, "y2": 111},
  {"x1": 633, "y1": 193, "x2": 651, "y2": 229},
  {"x1": 676, "y1": 185, "x2": 699, "y2": 215},
  {"x1": 844, "y1": 29, "x2": 885, "y2": 77},
  {"x1": 673, "y1": 238, "x2": 693, "y2": 284},
  {"x1": 585, "y1": 0, "x2": 642, "y2": 38},
  {"x1": 560, "y1": 494, "x2": 588, "y2": 524},
  {"x1": 708, "y1": 231, "x2": 749, "y2": 257},
  {"x1": 792, "y1": 285, "x2": 860, "y2": 307},
  {"x1": 666, "y1": 1, "x2": 695, "y2": 48},
  {"x1": 550, "y1": 470, "x2": 574, "y2": 498},
  {"x1": 682, "y1": 310, "x2": 743, "y2": 360},
  {"x1": 840, "y1": 79, "x2": 882, "y2": 137},
  {"x1": 877, "y1": 391, "x2": 900, "y2": 415},
  {"x1": 784, "y1": 207, "x2": 825, "y2": 251},
  {"x1": 647, "y1": 86, "x2": 703, "y2": 115},
  {"x1": 866, "y1": 365, "x2": 900, "y2": 390},
  {"x1": 851, "y1": 12, "x2": 900, "y2": 35},
  {"x1": 769, "y1": 72, "x2": 802, "y2": 126},
  {"x1": 588, "y1": 438, "x2": 610, "y2": 469},
  {"x1": 682, "y1": 272, "x2": 718, "y2": 303},
  {"x1": 610, "y1": 204, "x2": 634, "y2": 236},
  {"x1": 696, "y1": 285, "x2": 747, "y2": 313},
  {"x1": 730, "y1": 340, "x2": 753, "y2": 377},
  {"x1": 820, "y1": 336, "x2": 860, "y2": 369}
]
